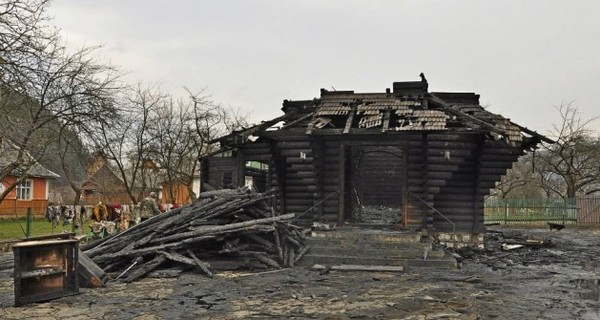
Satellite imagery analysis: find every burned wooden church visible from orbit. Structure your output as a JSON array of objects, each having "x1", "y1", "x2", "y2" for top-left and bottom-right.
[{"x1": 202, "y1": 76, "x2": 551, "y2": 234}]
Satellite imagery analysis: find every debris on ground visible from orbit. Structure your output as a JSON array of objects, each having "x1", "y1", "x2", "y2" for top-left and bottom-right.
[
  {"x1": 447, "y1": 227, "x2": 563, "y2": 270},
  {"x1": 81, "y1": 188, "x2": 309, "y2": 283}
]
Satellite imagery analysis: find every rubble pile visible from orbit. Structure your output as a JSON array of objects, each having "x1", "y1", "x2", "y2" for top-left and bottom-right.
[
  {"x1": 451, "y1": 229, "x2": 567, "y2": 270},
  {"x1": 82, "y1": 188, "x2": 309, "y2": 283}
]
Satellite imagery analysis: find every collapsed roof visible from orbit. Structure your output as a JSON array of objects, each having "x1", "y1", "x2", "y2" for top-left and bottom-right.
[{"x1": 213, "y1": 76, "x2": 552, "y2": 149}]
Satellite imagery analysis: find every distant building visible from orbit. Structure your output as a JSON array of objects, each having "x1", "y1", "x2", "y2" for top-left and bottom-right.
[
  {"x1": 161, "y1": 177, "x2": 200, "y2": 205},
  {"x1": 80, "y1": 153, "x2": 160, "y2": 205},
  {"x1": 80, "y1": 153, "x2": 133, "y2": 205},
  {"x1": 0, "y1": 140, "x2": 60, "y2": 217}
]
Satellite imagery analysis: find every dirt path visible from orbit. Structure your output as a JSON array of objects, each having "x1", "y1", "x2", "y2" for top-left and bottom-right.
[{"x1": 1, "y1": 227, "x2": 599, "y2": 319}]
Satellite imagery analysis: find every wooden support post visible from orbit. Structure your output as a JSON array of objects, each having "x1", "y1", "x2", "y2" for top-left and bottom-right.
[
  {"x1": 236, "y1": 148, "x2": 245, "y2": 187},
  {"x1": 270, "y1": 141, "x2": 286, "y2": 213},
  {"x1": 402, "y1": 140, "x2": 409, "y2": 227},
  {"x1": 473, "y1": 137, "x2": 484, "y2": 233},
  {"x1": 337, "y1": 144, "x2": 347, "y2": 225},
  {"x1": 313, "y1": 136, "x2": 325, "y2": 221},
  {"x1": 422, "y1": 133, "x2": 433, "y2": 230}
]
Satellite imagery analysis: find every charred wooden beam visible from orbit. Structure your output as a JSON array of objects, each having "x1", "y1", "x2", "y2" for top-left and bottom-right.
[
  {"x1": 84, "y1": 189, "x2": 306, "y2": 283},
  {"x1": 123, "y1": 254, "x2": 167, "y2": 283}
]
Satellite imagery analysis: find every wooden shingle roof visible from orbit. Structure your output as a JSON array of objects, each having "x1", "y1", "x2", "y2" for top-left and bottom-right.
[{"x1": 212, "y1": 77, "x2": 552, "y2": 148}]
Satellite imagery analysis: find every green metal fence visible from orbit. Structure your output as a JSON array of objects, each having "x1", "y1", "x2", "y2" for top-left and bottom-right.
[{"x1": 484, "y1": 198, "x2": 578, "y2": 226}]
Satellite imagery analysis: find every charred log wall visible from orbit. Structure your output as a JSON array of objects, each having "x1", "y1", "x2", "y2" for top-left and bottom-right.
[
  {"x1": 423, "y1": 134, "x2": 524, "y2": 233},
  {"x1": 207, "y1": 132, "x2": 524, "y2": 233},
  {"x1": 273, "y1": 136, "x2": 316, "y2": 226}
]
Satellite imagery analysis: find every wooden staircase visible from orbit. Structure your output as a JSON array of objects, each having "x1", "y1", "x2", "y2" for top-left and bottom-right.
[{"x1": 300, "y1": 226, "x2": 457, "y2": 270}]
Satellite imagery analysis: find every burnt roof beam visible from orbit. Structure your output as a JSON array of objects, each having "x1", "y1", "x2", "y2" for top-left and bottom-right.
[
  {"x1": 343, "y1": 104, "x2": 358, "y2": 134},
  {"x1": 382, "y1": 108, "x2": 391, "y2": 132},
  {"x1": 427, "y1": 94, "x2": 506, "y2": 136},
  {"x1": 209, "y1": 112, "x2": 294, "y2": 145},
  {"x1": 509, "y1": 122, "x2": 555, "y2": 144},
  {"x1": 280, "y1": 112, "x2": 315, "y2": 131}
]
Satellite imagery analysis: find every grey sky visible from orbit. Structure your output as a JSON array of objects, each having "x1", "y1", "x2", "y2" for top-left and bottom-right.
[{"x1": 49, "y1": 0, "x2": 600, "y2": 134}]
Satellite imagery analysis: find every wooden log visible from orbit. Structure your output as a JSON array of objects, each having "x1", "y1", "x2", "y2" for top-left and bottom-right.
[
  {"x1": 245, "y1": 233, "x2": 274, "y2": 250},
  {"x1": 160, "y1": 250, "x2": 214, "y2": 278},
  {"x1": 94, "y1": 235, "x2": 217, "y2": 263},
  {"x1": 186, "y1": 249, "x2": 214, "y2": 278},
  {"x1": 123, "y1": 254, "x2": 167, "y2": 283},
  {"x1": 274, "y1": 228, "x2": 284, "y2": 262},
  {"x1": 85, "y1": 207, "x2": 186, "y2": 257},
  {"x1": 78, "y1": 250, "x2": 107, "y2": 288},
  {"x1": 310, "y1": 264, "x2": 404, "y2": 272},
  {"x1": 282, "y1": 241, "x2": 289, "y2": 267},
  {"x1": 294, "y1": 245, "x2": 310, "y2": 264},
  {"x1": 288, "y1": 244, "x2": 295, "y2": 268},
  {"x1": 85, "y1": 188, "x2": 307, "y2": 282},
  {"x1": 86, "y1": 192, "x2": 264, "y2": 257},
  {"x1": 244, "y1": 251, "x2": 280, "y2": 268},
  {"x1": 154, "y1": 213, "x2": 295, "y2": 244},
  {"x1": 198, "y1": 188, "x2": 249, "y2": 199}
]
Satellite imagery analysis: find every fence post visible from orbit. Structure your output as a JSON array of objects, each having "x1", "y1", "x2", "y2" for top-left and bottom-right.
[
  {"x1": 504, "y1": 203, "x2": 508, "y2": 225},
  {"x1": 562, "y1": 200, "x2": 566, "y2": 225},
  {"x1": 25, "y1": 207, "x2": 32, "y2": 238}
]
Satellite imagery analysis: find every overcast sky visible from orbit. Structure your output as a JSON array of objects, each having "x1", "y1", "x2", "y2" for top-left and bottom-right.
[{"x1": 49, "y1": 0, "x2": 600, "y2": 135}]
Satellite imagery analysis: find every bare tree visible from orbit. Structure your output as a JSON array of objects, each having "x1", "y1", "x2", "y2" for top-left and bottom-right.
[
  {"x1": 54, "y1": 123, "x2": 89, "y2": 204},
  {"x1": 148, "y1": 89, "x2": 247, "y2": 203},
  {"x1": 0, "y1": 0, "x2": 121, "y2": 203},
  {"x1": 491, "y1": 102, "x2": 600, "y2": 199},
  {"x1": 534, "y1": 103, "x2": 600, "y2": 198},
  {"x1": 491, "y1": 153, "x2": 543, "y2": 199},
  {"x1": 94, "y1": 85, "x2": 164, "y2": 204}
]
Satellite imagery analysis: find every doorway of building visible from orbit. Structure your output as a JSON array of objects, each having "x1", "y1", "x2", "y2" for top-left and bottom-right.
[{"x1": 349, "y1": 145, "x2": 404, "y2": 224}]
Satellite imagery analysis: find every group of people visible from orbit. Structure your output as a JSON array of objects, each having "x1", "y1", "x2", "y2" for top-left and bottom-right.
[
  {"x1": 89, "y1": 192, "x2": 162, "y2": 224},
  {"x1": 90, "y1": 192, "x2": 163, "y2": 238}
]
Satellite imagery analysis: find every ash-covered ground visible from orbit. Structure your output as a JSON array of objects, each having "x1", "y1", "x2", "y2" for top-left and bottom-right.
[{"x1": 1, "y1": 227, "x2": 599, "y2": 319}]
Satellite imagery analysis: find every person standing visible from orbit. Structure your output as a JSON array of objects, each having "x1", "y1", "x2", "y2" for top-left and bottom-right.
[{"x1": 140, "y1": 192, "x2": 161, "y2": 222}]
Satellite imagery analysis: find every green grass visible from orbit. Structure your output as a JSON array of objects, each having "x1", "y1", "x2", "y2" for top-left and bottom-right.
[{"x1": 0, "y1": 218, "x2": 73, "y2": 240}]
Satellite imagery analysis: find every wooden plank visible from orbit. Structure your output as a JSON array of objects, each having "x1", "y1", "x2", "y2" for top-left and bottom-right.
[
  {"x1": 311, "y1": 264, "x2": 404, "y2": 272},
  {"x1": 123, "y1": 254, "x2": 167, "y2": 283},
  {"x1": 78, "y1": 250, "x2": 107, "y2": 287}
]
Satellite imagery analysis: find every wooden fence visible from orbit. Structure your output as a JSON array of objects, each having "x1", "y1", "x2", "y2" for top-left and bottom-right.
[
  {"x1": 0, "y1": 200, "x2": 48, "y2": 218},
  {"x1": 484, "y1": 196, "x2": 600, "y2": 226},
  {"x1": 576, "y1": 196, "x2": 600, "y2": 225}
]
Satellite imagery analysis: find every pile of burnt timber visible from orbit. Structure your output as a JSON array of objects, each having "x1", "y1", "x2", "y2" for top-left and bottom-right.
[{"x1": 82, "y1": 188, "x2": 308, "y2": 283}]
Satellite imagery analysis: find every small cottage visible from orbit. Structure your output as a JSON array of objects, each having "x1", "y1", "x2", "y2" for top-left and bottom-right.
[{"x1": 0, "y1": 140, "x2": 60, "y2": 217}]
